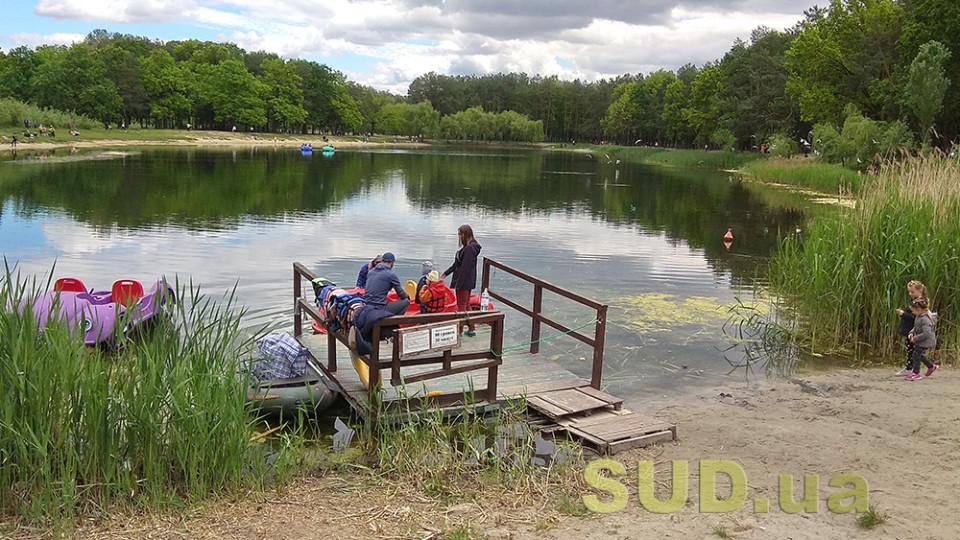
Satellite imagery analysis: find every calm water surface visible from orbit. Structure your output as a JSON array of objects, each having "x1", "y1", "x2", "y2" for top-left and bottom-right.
[{"x1": 0, "y1": 146, "x2": 807, "y2": 410}]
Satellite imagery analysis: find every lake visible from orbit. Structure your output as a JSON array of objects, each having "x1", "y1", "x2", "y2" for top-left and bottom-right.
[{"x1": 0, "y1": 145, "x2": 808, "y2": 410}]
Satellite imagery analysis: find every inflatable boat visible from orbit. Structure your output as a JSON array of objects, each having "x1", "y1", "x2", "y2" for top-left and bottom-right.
[
  {"x1": 247, "y1": 359, "x2": 338, "y2": 417},
  {"x1": 246, "y1": 333, "x2": 338, "y2": 417}
]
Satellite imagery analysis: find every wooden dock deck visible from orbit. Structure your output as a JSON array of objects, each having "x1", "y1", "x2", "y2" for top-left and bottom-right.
[{"x1": 293, "y1": 260, "x2": 676, "y2": 454}]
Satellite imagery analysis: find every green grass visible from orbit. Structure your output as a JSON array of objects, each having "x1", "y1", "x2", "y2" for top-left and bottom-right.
[
  {"x1": 570, "y1": 145, "x2": 761, "y2": 170},
  {"x1": 713, "y1": 524, "x2": 735, "y2": 538},
  {"x1": 444, "y1": 525, "x2": 486, "y2": 540},
  {"x1": 856, "y1": 506, "x2": 888, "y2": 529},
  {"x1": 0, "y1": 266, "x2": 303, "y2": 530},
  {"x1": 770, "y1": 156, "x2": 960, "y2": 360},
  {"x1": 364, "y1": 391, "x2": 585, "y2": 504},
  {"x1": 742, "y1": 157, "x2": 866, "y2": 194}
]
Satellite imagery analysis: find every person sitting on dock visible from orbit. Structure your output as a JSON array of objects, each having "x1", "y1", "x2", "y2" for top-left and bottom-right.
[
  {"x1": 348, "y1": 304, "x2": 396, "y2": 356},
  {"x1": 356, "y1": 254, "x2": 382, "y2": 288},
  {"x1": 417, "y1": 271, "x2": 449, "y2": 313},
  {"x1": 362, "y1": 252, "x2": 410, "y2": 315}
]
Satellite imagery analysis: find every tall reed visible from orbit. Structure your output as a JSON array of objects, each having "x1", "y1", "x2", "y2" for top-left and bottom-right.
[
  {"x1": 0, "y1": 270, "x2": 272, "y2": 530},
  {"x1": 770, "y1": 156, "x2": 960, "y2": 358}
]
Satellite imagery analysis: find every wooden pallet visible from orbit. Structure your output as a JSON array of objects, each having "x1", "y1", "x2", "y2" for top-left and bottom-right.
[
  {"x1": 557, "y1": 411, "x2": 677, "y2": 454},
  {"x1": 526, "y1": 386, "x2": 623, "y2": 421}
]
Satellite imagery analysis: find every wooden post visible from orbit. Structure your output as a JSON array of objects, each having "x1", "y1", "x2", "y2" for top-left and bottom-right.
[
  {"x1": 293, "y1": 264, "x2": 302, "y2": 338},
  {"x1": 369, "y1": 325, "x2": 381, "y2": 389},
  {"x1": 530, "y1": 284, "x2": 542, "y2": 354},
  {"x1": 591, "y1": 305, "x2": 607, "y2": 389},
  {"x1": 487, "y1": 316, "x2": 503, "y2": 403}
]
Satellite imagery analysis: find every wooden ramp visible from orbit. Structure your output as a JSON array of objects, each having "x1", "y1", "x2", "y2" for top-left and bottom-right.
[
  {"x1": 527, "y1": 387, "x2": 623, "y2": 420},
  {"x1": 527, "y1": 386, "x2": 676, "y2": 454},
  {"x1": 555, "y1": 411, "x2": 677, "y2": 455}
]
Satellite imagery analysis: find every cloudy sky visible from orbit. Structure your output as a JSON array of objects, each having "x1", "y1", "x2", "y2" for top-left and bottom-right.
[{"x1": 2, "y1": 0, "x2": 811, "y2": 94}]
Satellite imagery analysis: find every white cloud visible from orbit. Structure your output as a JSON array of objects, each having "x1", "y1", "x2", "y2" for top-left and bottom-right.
[{"x1": 6, "y1": 32, "x2": 85, "y2": 48}]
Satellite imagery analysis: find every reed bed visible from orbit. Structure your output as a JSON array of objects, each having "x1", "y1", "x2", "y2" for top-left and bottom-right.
[
  {"x1": 770, "y1": 156, "x2": 960, "y2": 359},
  {"x1": 742, "y1": 158, "x2": 865, "y2": 194},
  {"x1": 0, "y1": 270, "x2": 281, "y2": 531},
  {"x1": 613, "y1": 146, "x2": 760, "y2": 169}
]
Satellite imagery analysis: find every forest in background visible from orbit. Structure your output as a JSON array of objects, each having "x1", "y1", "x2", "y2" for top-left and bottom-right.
[{"x1": 1, "y1": 0, "x2": 958, "y2": 159}]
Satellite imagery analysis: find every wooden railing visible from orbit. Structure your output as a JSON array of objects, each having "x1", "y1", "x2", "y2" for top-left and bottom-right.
[
  {"x1": 480, "y1": 258, "x2": 608, "y2": 389},
  {"x1": 293, "y1": 262, "x2": 504, "y2": 407}
]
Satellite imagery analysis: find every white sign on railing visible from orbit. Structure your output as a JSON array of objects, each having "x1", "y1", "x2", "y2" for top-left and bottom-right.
[{"x1": 398, "y1": 321, "x2": 462, "y2": 359}]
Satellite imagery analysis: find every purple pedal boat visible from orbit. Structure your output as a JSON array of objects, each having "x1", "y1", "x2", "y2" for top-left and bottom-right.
[{"x1": 28, "y1": 278, "x2": 176, "y2": 348}]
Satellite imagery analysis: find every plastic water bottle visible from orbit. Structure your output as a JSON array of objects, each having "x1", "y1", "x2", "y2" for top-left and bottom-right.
[{"x1": 480, "y1": 288, "x2": 490, "y2": 310}]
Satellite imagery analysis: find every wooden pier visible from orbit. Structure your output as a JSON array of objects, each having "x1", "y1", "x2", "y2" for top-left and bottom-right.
[{"x1": 292, "y1": 260, "x2": 676, "y2": 454}]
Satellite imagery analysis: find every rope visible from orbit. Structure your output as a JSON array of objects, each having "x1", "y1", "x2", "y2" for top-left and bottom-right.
[{"x1": 489, "y1": 319, "x2": 599, "y2": 357}]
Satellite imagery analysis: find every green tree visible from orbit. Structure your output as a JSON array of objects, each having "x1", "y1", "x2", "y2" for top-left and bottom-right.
[
  {"x1": 199, "y1": 59, "x2": 265, "y2": 128},
  {"x1": 260, "y1": 58, "x2": 307, "y2": 131},
  {"x1": 141, "y1": 49, "x2": 193, "y2": 128},
  {"x1": 902, "y1": 41, "x2": 951, "y2": 149},
  {"x1": 683, "y1": 65, "x2": 722, "y2": 146},
  {"x1": 785, "y1": 0, "x2": 902, "y2": 125},
  {"x1": 661, "y1": 78, "x2": 689, "y2": 145},
  {"x1": 601, "y1": 81, "x2": 642, "y2": 143},
  {"x1": 0, "y1": 46, "x2": 39, "y2": 102},
  {"x1": 898, "y1": 0, "x2": 960, "y2": 144}
]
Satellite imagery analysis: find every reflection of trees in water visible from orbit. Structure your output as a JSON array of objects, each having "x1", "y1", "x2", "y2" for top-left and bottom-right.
[{"x1": 1, "y1": 148, "x2": 807, "y2": 286}]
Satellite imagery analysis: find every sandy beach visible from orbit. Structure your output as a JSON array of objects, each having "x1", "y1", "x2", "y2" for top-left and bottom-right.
[{"x1": 19, "y1": 366, "x2": 944, "y2": 539}]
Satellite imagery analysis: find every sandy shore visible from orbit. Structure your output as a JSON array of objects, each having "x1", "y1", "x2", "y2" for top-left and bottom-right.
[{"x1": 4, "y1": 366, "x2": 938, "y2": 539}]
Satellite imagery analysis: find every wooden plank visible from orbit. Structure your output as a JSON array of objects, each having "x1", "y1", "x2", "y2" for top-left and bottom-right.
[
  {"x1": 608, "y1": 430, "x2": 676, "y2": 454},
  {"x1": 576, "y1": 385, "x2": 624, "y2": 409},
  {"x1": 581, "y1": 417, "x2": 674, "y2": 438},
  {"x1": 577, "y1": 417, "x2": 675, "y2": 441},
  {"x1": 538, "y1": 388, "x2": 608, "y2": 412},
  {"x1": 526, "y1": 396, "x2": 570, "y2": 419}
]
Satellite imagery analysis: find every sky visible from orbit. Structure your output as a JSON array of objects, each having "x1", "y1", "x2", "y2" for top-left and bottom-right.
[{"x1": 1, "y1": 0, "x2": 812, "y2": 95}]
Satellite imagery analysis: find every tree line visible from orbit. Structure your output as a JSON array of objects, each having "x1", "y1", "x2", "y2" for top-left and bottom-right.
[{"x1": 1, "y1": 0, "x2": 957, "y2": 154}]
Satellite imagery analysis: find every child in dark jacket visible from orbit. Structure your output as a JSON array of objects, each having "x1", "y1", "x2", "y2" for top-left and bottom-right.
[
  {"x1": 905, "y1": 297, "x2": 938, "y2": 381},
  {"x1": 895, "y1": 280, "x2": 926, "y2": 376}
]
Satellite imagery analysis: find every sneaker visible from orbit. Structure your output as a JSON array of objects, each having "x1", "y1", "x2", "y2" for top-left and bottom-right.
[
  {"x1": 925, "y1": 364, "x2": 939, "y2": 377},
  {"x1": 895, "y1": 368, "x2": 911, "y2": 376},
  {"x1": 348, "y1": 326, "x2": 357, "y2": 352},
  {"x1": 904, "y1": 372, "x2": 922, "y2": 381}
]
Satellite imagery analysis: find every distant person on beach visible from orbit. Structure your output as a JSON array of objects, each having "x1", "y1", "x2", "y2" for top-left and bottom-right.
[
  {"x1": 904, "y1": 297, "x2": 938, "y2": 381},
  {"x1": 356, "y1": 254, "x2": 383, "y2": 288},
  {"x1": 363, "y1": 252, "x2": 410, "y2": 315},
  {"x1": 441, "y1": 224, "x2": 482, "y2": 336},
  {"x1": 895, "y1": 280, "x2": 926, "y2": 376}
]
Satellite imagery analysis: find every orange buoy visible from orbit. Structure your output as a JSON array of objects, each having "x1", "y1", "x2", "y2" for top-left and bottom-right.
[{"x1": 723, "y1": 228, "x2": 733, "y2": 241}]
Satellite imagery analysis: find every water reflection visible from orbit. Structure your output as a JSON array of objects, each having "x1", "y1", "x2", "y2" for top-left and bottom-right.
[{"x1": 0, "y1": 147, "x2": 807, "y2": 409}]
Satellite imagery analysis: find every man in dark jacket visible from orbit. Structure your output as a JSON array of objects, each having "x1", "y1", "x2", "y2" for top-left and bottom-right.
[{"x1": 362, "y1": 252, "x2": 410, "y2": 315}]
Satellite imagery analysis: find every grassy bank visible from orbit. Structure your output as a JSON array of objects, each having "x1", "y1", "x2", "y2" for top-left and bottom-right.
[
  {"x1": 1, "y1": 270, "x2": 585, "y2": 534},
  {"x1": 0, "y1": 271, "x2": 285, "y2": 532},
  {"x1": 564, "y1": 144, "x2": 761, "y2": 170},
  {"x1": 769, "y1": 156, "x2": 960, "y2": 359},
  {"x1": 741, "y1": 157, "x2": 866, "y2": 194}
]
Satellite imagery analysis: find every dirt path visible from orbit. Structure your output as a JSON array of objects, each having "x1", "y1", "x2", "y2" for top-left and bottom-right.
[{"x1": 6, "y1": 366, "x2": 958, "y2": 539}]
